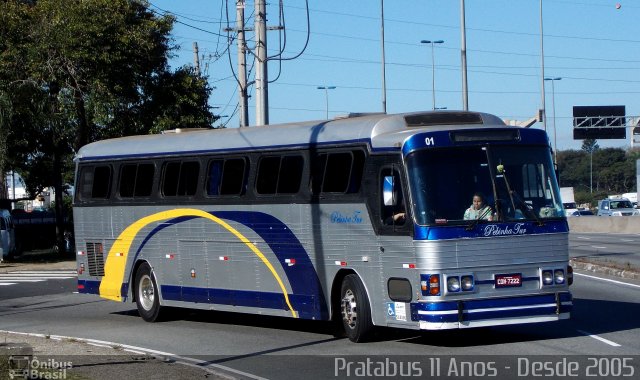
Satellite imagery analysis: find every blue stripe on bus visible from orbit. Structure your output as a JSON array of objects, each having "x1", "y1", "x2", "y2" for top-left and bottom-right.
[
  {"x1": 413, "y1": 220, "x2": 569, "y2": 240},
  {"x1": 162, "y1": 285, "x2": 318, "y2": 312},
  {"x1": 126, "y1": 211, "x2": 329, "y2": 320},
  {"x1": 411, "y1": 293, "x2": 572, "y2": 323},
  {"x1": 78, "y1": 279, "x2": 100, "y2": 294}
]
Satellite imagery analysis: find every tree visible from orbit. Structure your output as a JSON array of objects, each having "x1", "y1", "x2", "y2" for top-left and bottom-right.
[
  {"x1": 581, "y1": 138, "x2": 599, "y2": 154},
  {"x1": 0, "y1": 0, "x2": 215, "y2": 251}
]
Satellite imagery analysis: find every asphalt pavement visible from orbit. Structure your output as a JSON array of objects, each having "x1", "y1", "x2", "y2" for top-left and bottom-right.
[
  {"x1": 0, "y1": 251, "x2": 227, "y2": 380},
  {"x1": 1, "y1": 233, "x2": 638, "y2": 380}
]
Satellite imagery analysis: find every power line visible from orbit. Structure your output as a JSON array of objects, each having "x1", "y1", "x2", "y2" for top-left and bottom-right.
[{"x1": 285, "y1": 4, "x2": 640, "y2": 45}]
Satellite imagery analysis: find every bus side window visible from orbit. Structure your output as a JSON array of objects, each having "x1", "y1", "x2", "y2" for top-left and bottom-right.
[
  {"x1": 119, "y1": 163, "x2": 155, "y2": 198},
  {"x1": 207, "y1": 158, "x2": 248, "y2": 196},
  {"x1": 221, "y1": 158, "x2": 247, "y2": 195},
  {"x1": 78, "y1": 165, "x2": 112, "y2": 201},
  {"x1": 256, "y1": 155, "x2": 304, "y2": 195},
  {"x1": 310, "y1": 150, "x2": 365, "y2": 196},
  {"x1": 162, "y1": 161, "x2": 200, "y2": 197}
]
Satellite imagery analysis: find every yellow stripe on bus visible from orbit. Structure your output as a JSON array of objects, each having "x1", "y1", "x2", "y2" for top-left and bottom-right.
[{"x1": 98, "y1": 208, "x2": 298, "y2": 318}]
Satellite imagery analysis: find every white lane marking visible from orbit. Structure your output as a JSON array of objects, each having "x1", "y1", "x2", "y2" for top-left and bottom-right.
[
  {"x1": 576, "y1": 329, "x2": 621, "y2": 347},
  {"x1": 11, "y1": 271, "x2": 77, "y2": 274},
  {"x1": 621, "y1": 239, "x2": 635, "y2": 242},
  {"x1": 1, "y1": 274, "x2": 75, "y2": 277},
  {"x1": 0, "y1": 277, "x2": 71, "y2": 281},
  {"x1": 0, "y1": 271, "x2": 76, "y2": 286},
  {"x1": 576, "y1": 236, "x2": 592, "y2": 240},
  {"x1": 574, "y1": 272, "x2": 640, "y2": 289},
  {"x1": 0, "y1": 330, "x2": 269, "y2": 380},
  {"x1": 591, "y1": 246, "x2": 607, "y2": 249}
]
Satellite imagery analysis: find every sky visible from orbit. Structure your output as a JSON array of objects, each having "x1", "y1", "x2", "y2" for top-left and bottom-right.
[{"x1": 149, "y1": 0, "x2": 640, "y2": 151}]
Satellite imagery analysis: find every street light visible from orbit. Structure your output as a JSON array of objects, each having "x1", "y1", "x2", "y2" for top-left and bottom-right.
[
  {"x1": 420, "y1": 40, "x2": 444, "y2": 110},
  {"x1": 317, "y1": 86, "x2": 336, "y2": 119},
  {"x1": 544, "y1": 77, "x2": 562, "y2": 163}
]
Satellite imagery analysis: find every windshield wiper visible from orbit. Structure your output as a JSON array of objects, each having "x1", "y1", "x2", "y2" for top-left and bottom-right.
[{"x1": 510, "y1": 190, "x2": 544, "y2": 226}]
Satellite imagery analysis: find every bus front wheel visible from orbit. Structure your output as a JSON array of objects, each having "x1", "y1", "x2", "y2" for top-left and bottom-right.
[
  {"x1": 340, "y1": 274, "x2": 374, "y2": 342},
  {"x1": 135, "y1": 262, "x2": 163, "y2": 322}
]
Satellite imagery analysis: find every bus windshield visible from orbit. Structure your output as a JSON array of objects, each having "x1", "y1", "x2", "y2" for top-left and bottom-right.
[{"x1": 406, "y1": 145, "x2": 564, "y2": 226}]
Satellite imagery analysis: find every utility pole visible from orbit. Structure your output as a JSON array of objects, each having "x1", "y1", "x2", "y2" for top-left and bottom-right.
[
  {"x1": 255, "y1": 0, "x2": 269, "y2": 126},
  {"x1": 192, "y1": 42, "x2": 201, "y2": 76},
  {"x1": 540, "y1": 0, "x2": 547, "y2": 131},
  {"x1": 380, "y1": 0, "x2": 387, "y2": 114},
  {"x1": 460, "y1": 0, "x2": 469, "y2": 111},
  {"x1": 236, "y1": 0, "x2": 249, "y2": 127}
]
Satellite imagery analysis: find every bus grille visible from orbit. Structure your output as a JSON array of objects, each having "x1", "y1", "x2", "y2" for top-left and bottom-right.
[{"x1": 86, "y1": 242, "x2": 105, "y2": 277}]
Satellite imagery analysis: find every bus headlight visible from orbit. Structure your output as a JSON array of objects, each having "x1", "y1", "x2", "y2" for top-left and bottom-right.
[
  {"x1": 554, "y1": 269, "x2": 565, "y2": 284},
  {"x1": 461, "y1": 275, "x2": 474, "y2": 291},
  {"x1": 447, "y1": 276, "x2": 461, "y2": 292},
  {"x1": 542, "y1": 270, "x2": 554, "y2": 285}
]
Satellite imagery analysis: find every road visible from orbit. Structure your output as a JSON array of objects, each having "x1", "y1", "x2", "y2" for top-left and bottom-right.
[
  {"x1": 0, "y1": 233, "x2": 639, "y2": 379},
  {"x1": 570, "y1": 232, "x2": 640, "y2": 270}
]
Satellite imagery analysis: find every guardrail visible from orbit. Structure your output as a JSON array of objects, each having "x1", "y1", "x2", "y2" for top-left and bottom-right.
[{"x1": 568, "y1": 216, "x2": 640, "y2": 234}]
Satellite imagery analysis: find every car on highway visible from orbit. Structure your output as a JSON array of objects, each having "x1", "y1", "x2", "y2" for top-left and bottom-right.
[
  {"x1": 567, "y1": 209, "x2": 594, "y2": 217},
  {"x1": 597, "y1": 198, "x2": 640, "y2": 216}
]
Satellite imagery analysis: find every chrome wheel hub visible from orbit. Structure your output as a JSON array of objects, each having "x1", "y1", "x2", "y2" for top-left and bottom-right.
[
  {"x1": 341, "y1": 289, "x2": 357, "y2": 329},
  {"x1": 138, "y1": 274, "x2": 155, "y2": 311}
]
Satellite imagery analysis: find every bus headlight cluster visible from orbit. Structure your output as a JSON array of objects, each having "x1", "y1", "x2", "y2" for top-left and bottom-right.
[
  {"x1": 446, "y1": 275, "x2": 475, "y2": 293},
  {"x1": 541, "y1": 268, "x2": 566, "y2": 286},
  {"x1": 421, "y1": 274, "x2": 475, "y2": 296}
]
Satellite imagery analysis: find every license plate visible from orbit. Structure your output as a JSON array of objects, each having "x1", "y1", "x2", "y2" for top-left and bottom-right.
[{"x1": 495, "y1": 273, "x2": 522, "y2": 288}]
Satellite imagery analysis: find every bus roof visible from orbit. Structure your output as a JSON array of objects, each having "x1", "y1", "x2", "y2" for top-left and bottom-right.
[{"x1": 76, "y1": 111, "x2": 508, "y2": 161}]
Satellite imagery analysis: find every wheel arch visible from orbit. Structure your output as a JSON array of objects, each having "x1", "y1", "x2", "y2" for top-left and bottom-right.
[
  {"x1": 130, "y1": 259, "x2": 158, "y2": 304},
  {"x1": 330, "y1": 269, "x2": 374, "y2": 323}
]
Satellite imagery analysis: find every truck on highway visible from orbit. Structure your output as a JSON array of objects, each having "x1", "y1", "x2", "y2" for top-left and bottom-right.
[{"x1": 560, "y1": 187, "x2": 578, "y2": 216}]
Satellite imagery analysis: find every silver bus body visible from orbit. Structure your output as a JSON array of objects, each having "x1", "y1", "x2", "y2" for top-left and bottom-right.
[{"x1": 74, "y1": 111, "x2": 572, "y2": 341}]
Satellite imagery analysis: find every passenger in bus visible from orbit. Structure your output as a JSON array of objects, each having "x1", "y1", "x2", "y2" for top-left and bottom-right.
[{"x1": 463, "y1": 192, "x2": 493, "y2": 221}]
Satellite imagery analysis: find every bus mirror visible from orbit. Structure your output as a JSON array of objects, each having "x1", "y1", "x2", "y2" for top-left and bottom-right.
[{"x1": 383, "y1": 176, "x2": 396, "y2": 206}]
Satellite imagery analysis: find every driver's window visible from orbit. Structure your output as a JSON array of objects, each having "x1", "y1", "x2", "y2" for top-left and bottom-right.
[{"x1": 381, "y1": 168, "x2": 406, "y2": 226}]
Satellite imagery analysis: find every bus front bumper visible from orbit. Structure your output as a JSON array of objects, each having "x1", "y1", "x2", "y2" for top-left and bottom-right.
[{"x1": 411, "y1": 292, "x2": 572, "y2": 330}]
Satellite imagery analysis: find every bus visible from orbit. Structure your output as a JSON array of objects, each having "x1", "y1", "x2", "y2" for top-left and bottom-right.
[{"x1": 74, "y1": 111, "x2": 572, "y2": 342}]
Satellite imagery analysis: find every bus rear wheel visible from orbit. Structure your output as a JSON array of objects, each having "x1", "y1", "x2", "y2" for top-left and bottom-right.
[
  {"x1": 340, "y1": 274, "x2": 373, "y2": 342},
  {"x1": 135, "y1": 262, "x2": 164, "y2": 322}
]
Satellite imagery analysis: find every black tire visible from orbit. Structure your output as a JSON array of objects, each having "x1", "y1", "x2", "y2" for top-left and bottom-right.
[
  {"x1": 340, "y1": 274, "x2": 374, "y2": 342},
  {"x1": 135, "y1": 262, "x2": 164, "y2": 322}
]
